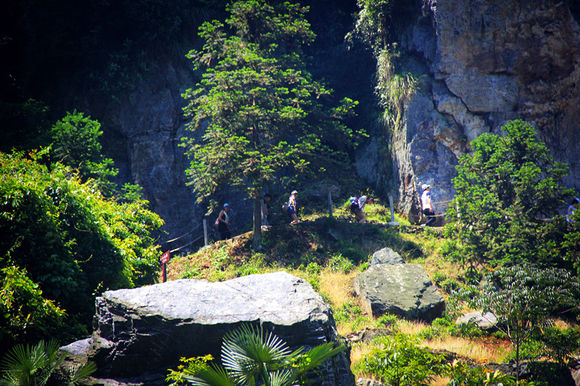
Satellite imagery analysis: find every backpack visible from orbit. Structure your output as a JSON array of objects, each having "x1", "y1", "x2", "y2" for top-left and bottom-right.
[{"x1": 350, "y1": 198, "x2": 360, "y2": 214}]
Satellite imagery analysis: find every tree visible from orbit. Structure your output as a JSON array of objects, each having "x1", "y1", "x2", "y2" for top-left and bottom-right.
[
  {"x1": 477, "y1": 265, "x2": 578, "y2": 384},
  {"x1": 446, "y1": 119, "x2": 571, "y2": 267},
  {"x1": 166, "y1": 324, "x2": 346, "y2": 386},
  {"x1": 0, "y1": 150, "x2": 163, "y2": 351},
  {"x1": 181, "y1": 0, "x2": 358, "y2": 250},
  {"x1": 50, "y1": 111, "x2": 118, "y2": 196}
]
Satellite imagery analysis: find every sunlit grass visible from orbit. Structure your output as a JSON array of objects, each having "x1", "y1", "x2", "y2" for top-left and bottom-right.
[
  {"x1": 319, "y1": 270, "x2": 357, "y2": 307},
  {"x1": 422, "y1": 336, "x2": 511, "y2": 364},
  {"x1": 397, "y1": 319, "x2": 430, "y2": 336}
]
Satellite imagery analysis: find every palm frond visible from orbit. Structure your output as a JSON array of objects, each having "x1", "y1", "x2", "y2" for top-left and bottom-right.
[
  {"x1": 222, "y1": 324, "x2": 292, "y2": 384},
  {"x1": 69, "y1": 361, "x2": 97, "y2": 385},
  {"x1": 184, "y1": 364, "x2": 236, "y2": 386},
  {"x1": 294, "y1": 343, "x2": 347, "y2": 375},
  {"x1": 268, "y1": 369, "x2": 295, "y2": 386}
]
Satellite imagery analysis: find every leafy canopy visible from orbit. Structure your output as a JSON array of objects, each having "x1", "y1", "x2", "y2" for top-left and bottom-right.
[
  {"x1": 446, "y1": 119, "x2": 571, "y2": 266},
  {"x1": 0, "y1": 150, "x2": 163, "y2": 350},
  {"x1": 181, "y1": 0, "x2": 359, "y2": 209}
]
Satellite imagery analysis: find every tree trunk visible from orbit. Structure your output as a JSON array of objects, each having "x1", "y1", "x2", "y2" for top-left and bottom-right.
[{"x1": 252, "y1": 189, "x2": 262, "y2": 251}]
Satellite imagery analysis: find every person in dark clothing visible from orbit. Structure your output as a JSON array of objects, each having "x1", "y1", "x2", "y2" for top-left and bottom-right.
[{"x1": 216, "y1": 203, "x2": 232, "y2": 240}]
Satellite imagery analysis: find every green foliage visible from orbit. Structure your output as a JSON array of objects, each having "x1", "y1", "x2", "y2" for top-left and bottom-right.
[
  {"x1": 0, "y1": 151, "x2": 162, "y2": 349},
  {"x1": 0, "y1": 339, "x2": 96, "y2": 386},
  {"x1": 167, "y1": 355, "x2": 215, "y2": 386},
  {"x1": 328, "y1": 253, "x2": 354, "y2": 273},
  {"x1": 538, "y1": 325, "x2": 580, "y2": 366},
  {"x1": 181, "y1": 0, "x2": 359, "y2": 248},
  {"x1": 477, "y1": 264, "x2": 578, "y2": 383},
  {"x1": 443, "y1": 360, "x2": 515, "y2": 386},
  {"x1": 355, "y1": 332, "x2": 444, "y2": 385},
  {"x1": 447, "y1": 120, "x2": 572, "y2": 267},
  {"x1": 0, "y1": 266, "x2": 65, "y2": 348},
  {"x1": 50, "y1": 111, "x2": 118, "y2": 196},
  {"x1": 168, "y1": 324, "x2": 346, "y2": 386}
]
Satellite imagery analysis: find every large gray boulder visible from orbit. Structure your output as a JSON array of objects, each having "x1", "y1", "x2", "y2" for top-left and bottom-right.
[
  {"x1": 63, "y1": 272, "x2": 354, "y2": 385},
  {"x1": 354, "y1": 264, "x2": 444, "y2": 322},
  {"x1": 370, "y1": 247, "x2": 405, "y2": 266}
]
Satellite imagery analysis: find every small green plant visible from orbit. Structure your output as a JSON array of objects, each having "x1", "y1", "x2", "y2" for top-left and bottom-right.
[
  {"x1": 375, "y1": 314, "x2": 398, "y2": 329},
  {"x1": 328, "y1": 253, "x2": 354, "y2": 273},
  {"x1": 443, "y1": 360, "x2": 515, "y2": 386},
  {"x1": 538, "y1": 325, "x2": 580, "y2": 366},
  {"x1": 0, "y1": 340, "x2": 96, "y2": 385},
  {"x1": 355, "y1": 332, "x2": 444, "y2": 385},
  {"x1": 167, "y1": 355, "x2": 214, "y2": 386},
  {"x1": 167, "y1": 324, "x2": 346, "y2": 385}
]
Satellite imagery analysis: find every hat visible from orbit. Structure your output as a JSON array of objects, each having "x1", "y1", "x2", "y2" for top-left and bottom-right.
[
  {"x1": 291, "y1": 190, "x2": 298, "y2": 195},
  {"x1": 350, "y1": 197, "x2": 356, "y2": 203},
  {"x1": 422, "y1": 184, "x2": 430, "y2": 190},
  {"x1": 223, "y1": 203, "x2": 229, "y2": 207}
]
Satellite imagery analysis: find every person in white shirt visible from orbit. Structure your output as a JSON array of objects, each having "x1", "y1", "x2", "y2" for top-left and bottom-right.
[{"x1": 421, "y1": 184, "x2": 435, "y2": 226}]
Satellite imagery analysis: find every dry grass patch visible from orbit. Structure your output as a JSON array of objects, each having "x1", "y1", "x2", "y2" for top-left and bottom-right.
[
  {"x1": 397, "y1": 319, "x2": 430, "y2": 336},
  {"x1": 422, "y1": 336, "x2": 511, "y2": 364},
  {"x1": 319, "y1": 270, "x2": 357, "y2": 307},
  {"x1": 350, "y1": 342, "x2": 375, "y2": 374}
]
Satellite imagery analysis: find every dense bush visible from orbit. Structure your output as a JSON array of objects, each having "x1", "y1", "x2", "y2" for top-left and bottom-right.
[
  {"x1": 355, "y1": 333, "x2": 444, "y2": 385},
  {"x1": 0, "y1": 150, "x2": 162, "y2": 350},
  {"x1": 446, "y1": 119, "x2": 572, "y2": 268}
]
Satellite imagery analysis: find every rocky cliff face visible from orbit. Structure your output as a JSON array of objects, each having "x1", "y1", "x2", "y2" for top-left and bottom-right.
[{"x1": 372, "y1": 0, "x2": 580, "y2": 218}]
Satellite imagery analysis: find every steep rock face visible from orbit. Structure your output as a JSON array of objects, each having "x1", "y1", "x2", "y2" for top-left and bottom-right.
[
  {"x1": 64, "y1": 271, "x2": 354, "y2": 385},
  {"x1": 102, "y1": 60, "x2": 202, "y2": 243},
  {"x1": 381, "y1": 0, "x2": 580, "y2": 216}
]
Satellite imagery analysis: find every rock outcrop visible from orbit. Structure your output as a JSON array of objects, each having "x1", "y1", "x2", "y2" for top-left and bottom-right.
[
  {"x1": 370, "y1": 247, "x2": 405, "y2": 266},
  {"x1": 354, "y1": 263, "x2": 444, "y2": 322},
  {"x1": 456, "y1": 311, "x2": 498, "y2": 330},
  {"x1": 358, "y1": 0, "x2": 580, "y2": 216},
  {"x1": 63, "y1": 272, "x2": 354, "y2": 385}
]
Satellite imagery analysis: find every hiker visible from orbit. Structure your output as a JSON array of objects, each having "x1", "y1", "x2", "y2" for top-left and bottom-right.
[
  {"x1": 567, "y1": 197, "x2": 579, "y2": 223},
  {"x1": 287, "y1": 190, "x2": 299, "y2": 224},
  {"x1": 216, "y1": 203, "x2": 232, "y2": 240},
  {"x1": 350, "y1": 195, "x2": 371, "y2": 222},
  {"x1": 421, "y1": 184, "x2": 435, "y2": 227},
  {"x1": 262, "y1": 193, "x2": 272, "y2": 227}
]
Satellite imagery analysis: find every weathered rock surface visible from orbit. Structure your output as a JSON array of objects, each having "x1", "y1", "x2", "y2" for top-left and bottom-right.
[
  {"x1": 370, "y1": 247, "x2": 404, "y2": 266},
  {"x1": 354, "y1": 264, "x2": 444, "y2": 322},
  {"x1": 456, "y1": 311, "x2": 498, "y2": 330},
  {"x1": 63, "y1": 272, "x2": 354, "y2": 385},
  {"x1": 368, "y1": 0, "x2": 580, "y2": 217}
]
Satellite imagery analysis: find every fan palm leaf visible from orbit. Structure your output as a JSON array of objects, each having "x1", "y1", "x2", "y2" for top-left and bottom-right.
[{"x1": 184, "y1": 364, "x2": 236, "y2": 386}]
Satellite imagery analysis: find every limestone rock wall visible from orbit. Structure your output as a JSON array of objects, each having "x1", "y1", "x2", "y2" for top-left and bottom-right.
[{"x1": 369, "y1": 0, "x2": 580, "y2": 218}]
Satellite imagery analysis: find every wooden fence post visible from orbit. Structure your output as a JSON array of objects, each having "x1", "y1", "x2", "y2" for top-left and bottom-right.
[
  {"x1": 328, "y1": 190, "x2": 333, "y2": 218},
  {"x1": 389, "y1": 194, "x2": 395, "y2": 223},
  {"x1": 203, "y1": 218, "x2": 209, "y2": 246}
]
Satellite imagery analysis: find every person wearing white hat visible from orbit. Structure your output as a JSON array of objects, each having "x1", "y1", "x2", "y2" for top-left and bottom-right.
[
  {"x1": 288, "y1": 190, "x2": 299, "y2": 224},
  {"x1": 421, "y1": 184, "x2": 435, "y2": 226}
]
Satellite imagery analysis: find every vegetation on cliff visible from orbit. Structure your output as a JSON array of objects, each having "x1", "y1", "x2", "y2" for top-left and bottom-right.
[
  {"x1": 181, "y1": 0, "x2": 362, "y2": 249},
  {"x1": 0, "y1": 113, "x2": 163, "y2": 354}
]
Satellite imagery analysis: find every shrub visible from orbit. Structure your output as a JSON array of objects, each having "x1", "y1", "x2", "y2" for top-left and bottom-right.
[
  {"x1": 0, "y1": 340, "x2": 96, "y2": 385},
  {"x1": 328, "y1": 253, "x2": 354, "y2": 273},
  {"x1": 0, "y1": 151, "x2": 162, "y2": 348},
  {"x1": 539, "y1": 325, "x2": 580, "y2": 366},
  {"x1": 167, "y1": 324, "x2": 346, "y2": 385},
  {"x1": 355, "y1": 333, "x2": 444, "y2": 385}
]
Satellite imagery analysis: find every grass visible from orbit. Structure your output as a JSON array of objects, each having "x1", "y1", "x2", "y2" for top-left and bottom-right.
[
  {"x1": 162, "y1": 201, "x2": 551, "y2": 383},
  {"x1": 422, "y1": 336, "x2": 511, "y2": 364}
]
